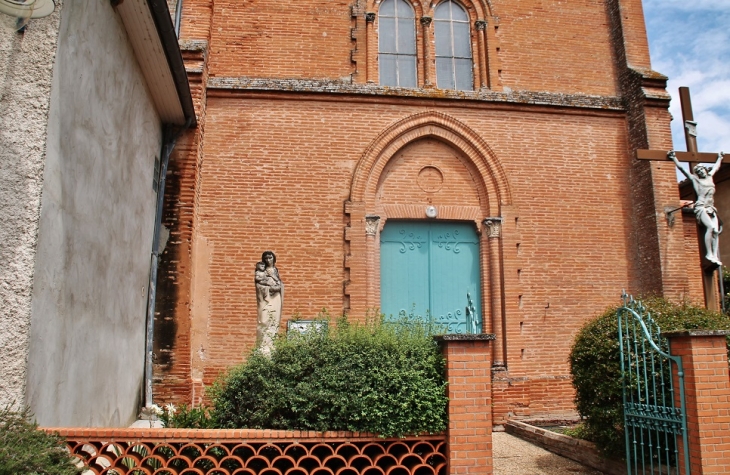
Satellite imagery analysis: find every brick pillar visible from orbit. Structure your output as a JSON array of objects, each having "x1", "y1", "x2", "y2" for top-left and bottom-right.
[
  {"x1": 435, "y1": 334, "x2": 495, "y2": 475},
  {"x1": 665, "y1": 330, "x2": 730, "y2": 474}
]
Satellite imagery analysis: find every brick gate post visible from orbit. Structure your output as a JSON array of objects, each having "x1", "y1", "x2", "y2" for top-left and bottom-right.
[
  {"x1": 435, "y1": 334, "x2": 495, "y2": 475},
  {"x1": 665, "y1": 330, "x2": 730, "y2": 474}
]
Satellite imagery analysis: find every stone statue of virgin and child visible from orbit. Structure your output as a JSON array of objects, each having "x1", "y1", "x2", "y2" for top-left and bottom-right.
[{"x1": 255, "y1": 251, "x2": 283, "y2": 355}]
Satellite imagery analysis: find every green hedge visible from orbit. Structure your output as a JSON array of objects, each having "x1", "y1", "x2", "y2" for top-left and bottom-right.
[
  {"x1": 569, "y1": 296, "x2": 730, "y2": 458},
  {"x1": 209, "y1": 316, "x2": 448, "y2": 437},
  {"x1": 0, "y1": 406, "x2": 81, "y2": 475}
]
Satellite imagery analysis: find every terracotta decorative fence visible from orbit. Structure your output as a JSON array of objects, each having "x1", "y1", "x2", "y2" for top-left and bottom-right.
[{"x1": 48, "y1": 428, "x2": 447, "y2": 475}]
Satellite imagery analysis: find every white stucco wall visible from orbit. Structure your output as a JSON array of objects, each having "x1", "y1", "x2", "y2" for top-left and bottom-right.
[
  {"x1": 25, "y1": 1, "x2": 162, "y2": 426},
  {"x1": 0, "y1": 8, "x2": 61, "y2": 410}
]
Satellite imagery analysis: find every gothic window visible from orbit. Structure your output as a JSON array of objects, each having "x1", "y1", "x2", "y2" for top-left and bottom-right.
[
  {"x1": 378, "y1": 0, "x2": 417, "y2": 88},
  {"x1": 434, "y1": 0, "x2": 473, "y2": 91}
]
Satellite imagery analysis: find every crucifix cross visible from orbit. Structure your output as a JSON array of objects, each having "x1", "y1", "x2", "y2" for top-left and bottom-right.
[
  {"x1": 636, "y1": 86, "x2": 725, "y2": 310},
  {"x1": 636, "y1": 87, "x2": 720, "y2": 162}
]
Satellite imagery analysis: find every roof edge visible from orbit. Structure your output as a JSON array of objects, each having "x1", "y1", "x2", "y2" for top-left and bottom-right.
[{"x1": 146, "y1": 0, "x2": 197, "y2": 127}]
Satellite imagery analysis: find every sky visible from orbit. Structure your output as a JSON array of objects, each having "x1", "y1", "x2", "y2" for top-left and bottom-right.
[{"x1": 642, "y1": 0, "x2": 730, "y2": 164}]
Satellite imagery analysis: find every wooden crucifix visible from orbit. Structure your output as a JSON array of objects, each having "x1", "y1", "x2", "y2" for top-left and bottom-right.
[{"x1": 636, "y1": 86, "x2": 725, "y2": 311}]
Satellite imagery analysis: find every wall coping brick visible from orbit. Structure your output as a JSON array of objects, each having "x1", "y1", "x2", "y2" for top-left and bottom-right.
[
  {"x1": 663, "y1": 330, "x2": 730, "y2": 338},
  {"x1": 43, "y1": 427, "x2": 441, "y2": 442},
  {"x1": 207, "y1": 77, "x2": 624, "y2": 111},
  {"x1": 434, "y1": 334, "x2": 496, "y2": 342}
]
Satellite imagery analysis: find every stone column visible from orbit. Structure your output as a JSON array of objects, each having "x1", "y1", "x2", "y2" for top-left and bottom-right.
[
  {"x1": 665, "y1": 330, "x2": 730, "y2": 474},
  {"x1": 365, "y1": 215, "x2": 380, "y2": 310},
  {"x1": 420, "y1": 16, "x2": 432, "y2": 87},
  {"x1": 435, "y1": 334, "x2": 495, "y2": 475},
  {"x1": 365, "y1": 12, "x2": 376, "y2": 83},
  {"x1": 475, "y1": 20, "x2": 487, "y2": 88},
  {"x1": 484, "y1": 218, "x2": 505, "y2": 368}
]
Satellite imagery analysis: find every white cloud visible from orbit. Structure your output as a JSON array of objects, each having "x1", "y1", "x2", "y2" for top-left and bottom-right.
[
  {"x1": 644, "y1": 2, "x2": 730, "y2": 158},
  {"x1": 644, "y1": 0, "x2": 730, "y2": 11}
]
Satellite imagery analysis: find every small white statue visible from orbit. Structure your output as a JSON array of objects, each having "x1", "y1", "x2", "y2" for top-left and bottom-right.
[
  {"x1": 669, "y1": 150, "x2": 725, "y2": 265},
  {"x1": 255, "y1": 251, "x2": 283, "y2": 355}
]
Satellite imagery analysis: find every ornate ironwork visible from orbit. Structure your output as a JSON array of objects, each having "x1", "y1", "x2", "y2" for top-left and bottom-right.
[
  {"x1": 618, "y1": 293, "x2": 689, "y2": 475},
  {"x1": 397, "y1": 229, "x2": 426, "y2": 253},
  {"x1": 465, "y1": 292, "x2": 480, "y2": 335},
  {"x1": 433, "y1": 230, "x2": 471, "y2": 253}
]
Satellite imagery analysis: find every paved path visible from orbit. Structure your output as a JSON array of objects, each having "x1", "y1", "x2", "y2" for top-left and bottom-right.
[{"x1": 493, "y1": 431, "x2": 604, "y2": 474}]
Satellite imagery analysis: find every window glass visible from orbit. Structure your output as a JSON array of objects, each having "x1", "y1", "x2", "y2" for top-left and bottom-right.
[
  {"x1": 453, "y1": 21, "x2": 471, "y2": 57},
  {"x1": 434, "y1": 20, "x2": 451, "y2": 57},
  {"x1": 379, "y1": 0, "x2": 417, "y2": 87},
  {"x1": 380, "y1": 55, "x2": 398, "y2": 85},
  {"x1": 399, "y1": 56, "x2": 417, "y2": 86},
  {"x1": 436, "y1": 57, "x2": 455, "y2": 90},
  {"x1": 434, "y1": 0, "x2": 473, "y2": 91},
  {"x1": 380, "y1": 17, "x2": 397, "y2": 53},
  {"x1": 380, "y1": 0, "x2": 395, "y2": 17},
  {"x1": 397, "y1": 17, "x2": 416, "y2": 54}
]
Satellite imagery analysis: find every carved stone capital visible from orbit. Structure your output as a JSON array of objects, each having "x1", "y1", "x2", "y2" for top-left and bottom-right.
[
  {"x1": 365, "y1": 215, "x2": 381, "y2": 236},
  {"x1": 475, "y1": 20, "x2": 487, "y2": 31},
  {"x1": 483, "y1": 217, "x2": 503, "y2": 238},
  {"x1": 420, "y1": 16, "x2": 432, "y2": 27},
  {"x1": 365, "y1": 12, "x2": 376, "y2": 23}
]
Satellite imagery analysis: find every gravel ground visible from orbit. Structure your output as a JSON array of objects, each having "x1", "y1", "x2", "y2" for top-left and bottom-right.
[{"x1": 493, "y1": 431, "x2": 604, "y2": 474}]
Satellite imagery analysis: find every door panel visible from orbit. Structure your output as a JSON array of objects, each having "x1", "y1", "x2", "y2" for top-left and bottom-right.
[
  {"x1": 380, "y1": 222, "x2": 430, "y2": 320},
  {"x1": 380, "y1": 221, "x2": 482, "y2": 333}
]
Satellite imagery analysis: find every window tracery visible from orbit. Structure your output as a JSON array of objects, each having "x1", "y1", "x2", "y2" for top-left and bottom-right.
[
  {"x1": 378, "y1": 0, "x2": 418, "y2": 87},
  {"x1": 360, "y1": 0, "x2": 497, "y2": 90}
]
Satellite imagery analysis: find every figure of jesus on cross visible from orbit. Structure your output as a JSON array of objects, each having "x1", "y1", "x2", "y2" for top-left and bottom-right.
[
  {"x1": 636, "y1": 86, "x2": 726, "y2": 310},
  {"x1": 668, "y1": 150, "x2": 724, "y2": 265}
]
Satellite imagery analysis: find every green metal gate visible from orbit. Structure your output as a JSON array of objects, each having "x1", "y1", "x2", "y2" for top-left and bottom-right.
[
  {"x1": 618, "y1": 293, "x2": 689, "y2": 475},
  {"x1": 380, "y1": 220, "x2": 481, "y2": 334}
]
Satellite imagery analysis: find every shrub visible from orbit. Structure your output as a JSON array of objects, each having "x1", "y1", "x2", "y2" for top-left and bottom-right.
[
  {"x1": 211, "y1": 315, "x2": 448, "y2": 437},
  {"x1": 159, "y1": 403, "x2": 216, "y2": 429},
  {"x1": 0, "y1": 406, "x2": 81, "y2": 475},
  {"x1": 569, "y1": 296, "x2": 730, "y2": 459}
]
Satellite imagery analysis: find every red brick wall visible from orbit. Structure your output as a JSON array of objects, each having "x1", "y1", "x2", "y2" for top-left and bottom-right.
[
  {"x1": 159, "y1": 95, "x2": 681, "y2": 396},
  {"x1": 184, "y1": 0, "x2": 624, "y2": 96},
  {"x1": 668, "y1": 332, "x2": 730, "y2": 474},
  {"x1": 151, "y1": 0, "x2": 705, "y2": 422},
  {"x1": 493, "y1": 0, "x2": 619, "y2": 95},
  {"x1": 439, "y1": 336, "x2": 494, "y2": 474}
]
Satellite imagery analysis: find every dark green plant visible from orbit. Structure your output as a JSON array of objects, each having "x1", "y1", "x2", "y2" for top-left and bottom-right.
[
  {"x1": 211, "y1": 315, "x2": 448, "y2": 437},
  {"x1": 0, "y1": 406, "x2": 81, "y2": 475},
  {"x1": 569, "y1": 296, "x2": 730, "y2": 459}
]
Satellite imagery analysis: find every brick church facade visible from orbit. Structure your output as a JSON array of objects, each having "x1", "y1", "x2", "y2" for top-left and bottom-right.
[{"x1": 154, "y1": 0, "x2": 705, "y2": 423}]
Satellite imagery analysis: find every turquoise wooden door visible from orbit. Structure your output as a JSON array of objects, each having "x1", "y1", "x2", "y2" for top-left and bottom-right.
[{"x1": 380, "y1": 221, "x2": 482, "y2": 334}]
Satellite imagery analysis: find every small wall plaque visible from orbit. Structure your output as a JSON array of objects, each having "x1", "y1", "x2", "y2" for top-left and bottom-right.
[{"x1": 287, "y1": 320, "x2": 328, "y2": 335}]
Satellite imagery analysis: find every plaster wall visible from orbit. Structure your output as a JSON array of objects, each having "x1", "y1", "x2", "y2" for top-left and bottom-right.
[
  {"x1": 0, "y1": 9, "x2": 61, "y2": 410},
  {"x1": 25, "y1": 1, "x2": 162, "y2": 427}
]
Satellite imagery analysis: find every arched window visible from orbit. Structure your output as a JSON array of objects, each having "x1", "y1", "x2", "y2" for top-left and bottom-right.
[
  {"x1": 434, "y1": 0, "x2": 473, "y2": 91},
  {"x1": 378, "y1": 0, "x2": 417, "y2": 88}
]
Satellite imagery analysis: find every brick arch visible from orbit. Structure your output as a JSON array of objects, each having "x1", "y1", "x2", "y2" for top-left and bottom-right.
[
  {"x1": 366, "y1": 0, "x2": 493, "y2": 25},
  {"x1": 350, "y1": 111, "x2": 512, "y2": 216},
  {"x1": 367, "y1": 0, "x2": 425, "y2": 19},
  {"x1": 423, "y1": 0, "x2": 492, "y2": 20}
]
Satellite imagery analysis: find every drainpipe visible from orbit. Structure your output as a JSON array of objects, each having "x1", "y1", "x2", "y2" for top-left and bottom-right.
[
  {"x1": 144, "y1": 117, "x2": 192, "y2": 408},
  {"x1": 173, "y1": 0, "x2": 183, "y2": 37}
]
